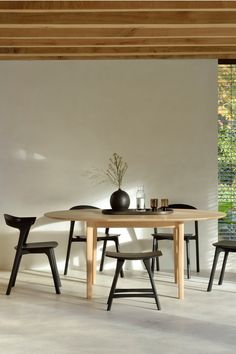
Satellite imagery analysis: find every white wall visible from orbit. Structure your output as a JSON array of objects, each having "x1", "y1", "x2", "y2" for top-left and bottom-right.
[{"x1": 0, "y1": 59, "x2": 222, "y2": 274}]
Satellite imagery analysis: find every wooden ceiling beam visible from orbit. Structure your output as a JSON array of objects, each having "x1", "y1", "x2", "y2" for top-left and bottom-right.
[
  {"x1": 0, "y1": 54, "x2": 235, "y2": 60},
  {"x1": 1, "y1": 46, "x2": 236, "y2": 55},
  {"x1": 2, "y1": 37, "x2": 236, "y2": 47},
  {"x1": 1, "y1": 1, "x2": 236, "y2": 11},
  {"x1": 1, "y1": 11, "x2": 236, "y2": 25},
  {"x1": 1, "y1": 26, "x2": 236, "y2": 38}
]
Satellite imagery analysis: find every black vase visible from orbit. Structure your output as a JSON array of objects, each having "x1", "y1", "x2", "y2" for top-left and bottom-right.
[{"x1": 110, "y1": 188, "x2": 130, "y2": 211}]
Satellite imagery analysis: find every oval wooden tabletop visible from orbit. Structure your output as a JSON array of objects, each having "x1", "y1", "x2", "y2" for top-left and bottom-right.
[{"x1": 45, "y1": 208, "x2": 226, "y2": 222}]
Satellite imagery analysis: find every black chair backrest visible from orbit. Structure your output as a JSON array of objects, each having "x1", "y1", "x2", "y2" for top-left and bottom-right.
[
  {"x1": 4, "y1": 214, "x2": 36, "y2": 248},
  {"x1": 70, "y1": 205, "x2": 99, "y2": 211},
  {"x1": 168, "y1": 204, "x2": 198, "y2": 236},
  {"x1": 69, "y1": 205, "x2": 109, "y2": 235},
  {"x1": 168, "y1": 204, "x2": 196, "y2": 210},
  {"x1": 154, "y1": 203, "x2": 198, "y2": 236}
]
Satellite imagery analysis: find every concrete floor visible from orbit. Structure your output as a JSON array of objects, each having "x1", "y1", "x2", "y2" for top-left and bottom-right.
[{"x1": 0, "y1": 269, "x2": 235, "y2": 354}]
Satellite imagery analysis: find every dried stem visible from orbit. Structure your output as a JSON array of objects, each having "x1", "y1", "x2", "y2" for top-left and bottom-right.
[{"x1": 106, "y1": 153, "x2": 128, "y2": 189}]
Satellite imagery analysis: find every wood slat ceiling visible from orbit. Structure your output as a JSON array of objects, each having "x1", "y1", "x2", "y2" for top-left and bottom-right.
[{"x1": 0, "y1": 0, "x2": 236, "y2": 60}]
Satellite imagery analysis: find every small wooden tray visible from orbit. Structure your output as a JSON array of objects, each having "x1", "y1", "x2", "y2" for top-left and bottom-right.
[{"x1": 102, "y1": 208, "x2": 173, "y2": 215}]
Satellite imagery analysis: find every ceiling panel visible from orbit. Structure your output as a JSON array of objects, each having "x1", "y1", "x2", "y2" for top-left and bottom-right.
[{"x1": 0, "y1": 1, "x2": 235, "y2": 60}]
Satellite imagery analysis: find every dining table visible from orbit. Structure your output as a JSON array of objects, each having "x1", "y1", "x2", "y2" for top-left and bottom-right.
[{"x1": 44, "y1": 208, "x2": 225, "y2": 300}]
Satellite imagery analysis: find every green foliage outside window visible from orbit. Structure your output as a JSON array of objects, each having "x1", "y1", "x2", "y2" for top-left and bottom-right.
[{"x1": 218, "y1": 65, "x2": 236, "y2": 239}]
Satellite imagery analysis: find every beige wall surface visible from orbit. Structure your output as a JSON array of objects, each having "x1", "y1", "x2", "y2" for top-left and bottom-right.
[{"x1": 0, "y1": 59, "x2": 223, "y2": 273}]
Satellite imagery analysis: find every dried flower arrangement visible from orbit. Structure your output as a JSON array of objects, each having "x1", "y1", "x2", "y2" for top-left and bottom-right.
[{"x1": 106, "y1": 153, "x2": 128, "y2": 189}]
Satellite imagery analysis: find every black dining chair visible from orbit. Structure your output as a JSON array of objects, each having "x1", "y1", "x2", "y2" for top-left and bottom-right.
[
  {"x1": 207, "y1": 240, "x2": 236, "y2": 291},
  {"x1": 4, "y1": 214, "x2": 61, "y2": 295},
  {"x1": 106, "y1": 250, "x2": 162, "y2": 311},
  {"x1": 151, "y1": 203, "x2": 200, "y2": 279},
  {"x1": 64, "y1": 205, "x2": 124, "y2": 277}
]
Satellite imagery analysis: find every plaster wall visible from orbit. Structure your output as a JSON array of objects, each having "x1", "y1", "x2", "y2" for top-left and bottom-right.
[{"x1": 0, "y1": 60, "x2": 223, "y2": 274}]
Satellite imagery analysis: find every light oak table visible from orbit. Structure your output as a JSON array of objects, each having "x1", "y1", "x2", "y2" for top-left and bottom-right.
[{"x1": 44, "y1": 208, "x2": 225, "y2": 300}]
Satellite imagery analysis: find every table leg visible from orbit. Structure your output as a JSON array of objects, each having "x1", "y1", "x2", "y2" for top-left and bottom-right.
[
  {"x1": 176, "y1": 223, "x2": 184, "y2": 300},
  {"x1": 86, "y1": 226, "x2": 94, "y2": 299},
  {"x1": 173, "y1": 227, "x2": 178, "y2": 284},
  {"x1": 92, "y1": 227, "x2": 97, "y2": 284}
]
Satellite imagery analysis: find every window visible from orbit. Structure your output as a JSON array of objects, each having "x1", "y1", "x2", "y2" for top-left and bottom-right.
[{"x1": 218, "y1": 64, "x2": 236, "y2": 240}]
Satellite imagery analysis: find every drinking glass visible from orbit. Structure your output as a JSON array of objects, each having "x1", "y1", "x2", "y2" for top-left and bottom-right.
[
  {"x1": 161, "y1": 198, "x2": 169, "y2": 210},
  {"x1": 150, "y1": 198, "x2": 158, "y2": 212}
]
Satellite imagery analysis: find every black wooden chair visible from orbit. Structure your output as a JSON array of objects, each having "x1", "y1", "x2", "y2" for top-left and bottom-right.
[
  {"x1": 207, "y1": 240, "x2": 236, "y2": 291},
  {"x1": 64, "y1": 205, "x2": 124, "y2": 277},
  {"x1": 4, "y1": 214, "x2": 61, "y2": 295},
  {"x1": 151, "y1": 203, "x2": 200, "y2": 279},
  {"x1": 106, "y1": 250, "x2": 162, "y2": 311}
]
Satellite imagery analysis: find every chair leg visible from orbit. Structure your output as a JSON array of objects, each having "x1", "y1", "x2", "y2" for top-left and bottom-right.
[
  {"x1": 218, "y1": 251, "x2": 229, "y2": 285},
  {"x1": 151, "y1": 237, "x2": 156, "y2": 273},
  {"x1": 143, "y1": 258, "x2": 161, "y2": 310},
  {"x1": 155, "y1": 240, "x2": 160, "y2": 271},
  {"x1": 12, "y1": 254, "x2": 22, "y2": 287},
  {"x1": 64, "y1": 238, "x2": 73, "y2": 276},
  {"x1": 195, "y1": 237, "x2": 200, "y2": 273},
  {"x1": 6, "y1": 251, "x2": 22, "y2": 295},
  {"x1": 99, "y1": 239, "x2": 107, "y2": 272},
  {"x1": 114, "y1": 238, "x2": 124, "y2": 278},
  {"x1": 47, "y1": 249, "x2": 61, "y2": 294},
  {"x1": 186, "y1": 239, "x2": 190, "y2": 279},
  {"x1": 151, "y1": 238, "x2": 160, "y2": 272},
  {"x1": 107, "y1": 259, "x2": 125, "y2": 311},
  {"x1": 207, "y1": 247, "x2": 221, "y2": 292}
]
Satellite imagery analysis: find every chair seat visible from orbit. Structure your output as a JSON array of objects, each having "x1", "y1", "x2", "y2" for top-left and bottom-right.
[
  {"x1": 151, "y1": 203, "x2": 199, "y2": 280},
  {"x1": 213, "y1": 240, "x2": 236, "y2": 250},
  {"x1": 106, "y1": 250, "x2": 162, "y2": 260},
  {"x1": 74, "y1": 233, "x2": 120, "y2": 242},
  {"x1": 64, "y1": 205, "x2": 124, "y2": 277},
  {"x1": 106, "y1": 250, "x2": 162, "y2": 310},
  {"x1": 21, "y1": 241, "x2": 58, "y2": 250},
  {"x1": 207, "y1": 240, "x2": 236, "y2": 291},
  {"x1": 151, "y1": 232, "x2": 195, "y2": 240}
]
